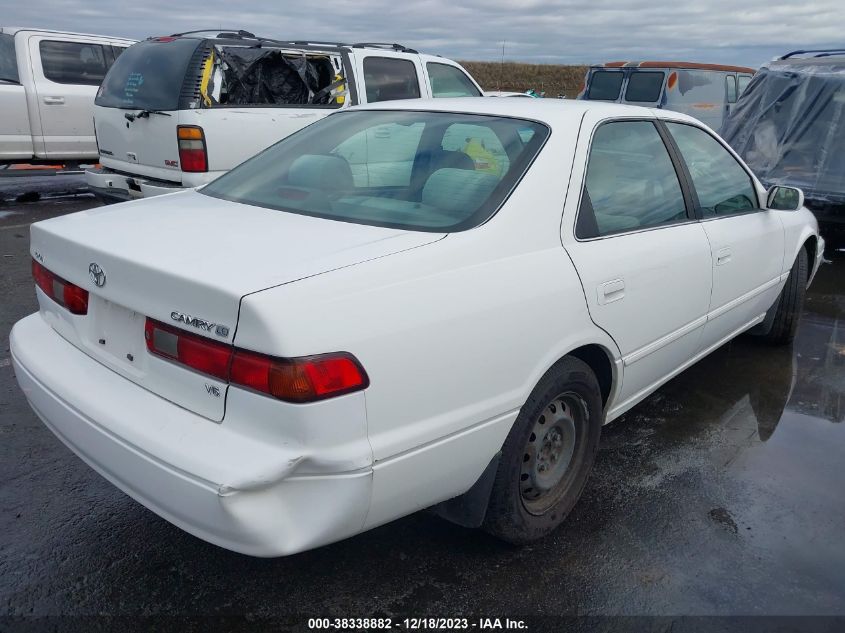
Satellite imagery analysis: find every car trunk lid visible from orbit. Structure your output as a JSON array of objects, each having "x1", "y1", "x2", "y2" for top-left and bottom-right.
[{"x1": 30, "y1": 191, "x2": 444, "y2": 420}]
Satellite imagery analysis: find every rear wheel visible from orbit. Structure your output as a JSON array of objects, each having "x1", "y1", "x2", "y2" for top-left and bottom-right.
[
  {"x1": 758, "y1": 247, "x2": 808, "y2": 345},
  {"x1": 483, "y1": 357, "x2": 602, "y2": 544}
]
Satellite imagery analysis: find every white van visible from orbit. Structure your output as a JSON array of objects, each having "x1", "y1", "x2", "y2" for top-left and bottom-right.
[
  {"x1": 85, "y1": 31, "x2": 483, "y2": 202},
  {"x1": 0, "y1": 27, "x2": 134, "y2": 165},
  {"x1": 578, "y1": 61, "x2": 756, "y2": 130}
]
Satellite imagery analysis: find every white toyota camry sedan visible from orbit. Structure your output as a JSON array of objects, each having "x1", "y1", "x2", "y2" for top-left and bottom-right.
[{"x1": 10, "y1": 98, "x2": 823, "y2": 556}]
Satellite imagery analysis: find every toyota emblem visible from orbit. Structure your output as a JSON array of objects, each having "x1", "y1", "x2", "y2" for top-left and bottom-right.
[{"x1": 89, "y1": 263, "x2": 106, "y2": 287}]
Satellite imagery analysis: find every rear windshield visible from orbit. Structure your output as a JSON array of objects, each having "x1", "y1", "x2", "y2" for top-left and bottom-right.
[
  {"x1": 624, "y1": 71, "x2": 665, "y2": 102},
  {"x1": 586, "y1": 71, "x2": 623, "y2": 100},
  {"x1": 96, "y1": 38, "x2": 201, "y2": 110},
  {"x1": 0, "y1": 33, "x2": 18, "y2": 83},
  {"x1": 201, "y1": 110, "x2": 549, "y2": 232}
]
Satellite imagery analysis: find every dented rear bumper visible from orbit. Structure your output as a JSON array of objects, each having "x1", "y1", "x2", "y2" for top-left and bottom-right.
[{"x1": 10, "y1": 313, "x2": 372, "y2": 557}]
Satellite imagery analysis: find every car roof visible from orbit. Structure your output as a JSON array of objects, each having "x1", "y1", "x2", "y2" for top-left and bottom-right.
[
  {"x1": 595, "y1": 61, "x2": 756, "y2": 74},
  {"x1": 1, "y1": 26, "x2": 135, "y2": 43},
  {"x1": 349, "y1": 97, "x2": 702, "y2": 128}
]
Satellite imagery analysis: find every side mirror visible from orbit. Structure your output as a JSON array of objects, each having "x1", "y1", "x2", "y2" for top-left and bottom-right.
[{"x1": 766, "y1": 185, "x2": 804, "y2": 211}]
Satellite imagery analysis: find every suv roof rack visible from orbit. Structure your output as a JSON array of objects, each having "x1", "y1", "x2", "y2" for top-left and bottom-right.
[
  {"x1": 282, "y1": 40, "x2": 351, "y2": 47},
  {"x1": 352, "y1": 42, "x2": 418, "y2": 54},
  {"x1": 168, "y1": 29, "x2": 259, "y2": 39},
  {"x1": 779, "y1": 48, "x2": 845, "y2": 60}
]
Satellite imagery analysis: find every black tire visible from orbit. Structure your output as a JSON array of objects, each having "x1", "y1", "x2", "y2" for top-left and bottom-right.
[
  {"x1": 760, "y1": 247, "x2": 808, "y2": 345},
  {"x1": 483, "y1": 356, "x2": 602, "y2": 544}
]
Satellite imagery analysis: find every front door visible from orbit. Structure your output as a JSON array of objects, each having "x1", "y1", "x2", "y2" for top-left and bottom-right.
[{"x1": 562, "y1": 115, "x2": 713, "y2": 417}]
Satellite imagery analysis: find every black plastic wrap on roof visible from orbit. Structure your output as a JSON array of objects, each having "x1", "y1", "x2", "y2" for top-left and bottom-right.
[
  {"x1": 217, "y1": 47, "x2": 334, "y2": 105},
  {"x1": 721, "y1": 57, "x2": 845, "y2": 205}
]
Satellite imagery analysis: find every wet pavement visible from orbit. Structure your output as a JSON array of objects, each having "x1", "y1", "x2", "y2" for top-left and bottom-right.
[{"x1": 1, "y1": 179, "x2": 844, "y2": 626}]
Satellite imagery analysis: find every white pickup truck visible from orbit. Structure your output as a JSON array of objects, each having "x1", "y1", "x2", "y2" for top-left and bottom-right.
[
  {"x1": 0, "y1": 27, "x2": 134, "y2": 166},
  {"x1": 83, "y1": 31, "x2": 483, "y2": 202}
]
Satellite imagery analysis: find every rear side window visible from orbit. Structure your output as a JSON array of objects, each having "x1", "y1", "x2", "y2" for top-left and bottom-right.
[
  {"x1": 586, "y1": 71, "x2": 623, "y2": 100},
  {"x1": 665, "y1": 122, "x2": 758, "y2": 216},
  {"x1": 0, "y1": 33, "x2": 18, "y2": 83},
  {"x1": 40, "y1": 40, "x2": 108, "y2": 86},
  {"x1": 427, "y1": 63, "x2": 481, "y2": 97},
  {"x1": 576, "y1": 121, "x2": 687, "y2": 239},
  {"x1": 625, "y1": 72, "x2": 664, "y2": 102},
  {"x1": 96, "y1": 38, "x2": 201, "y2": 110},
  {"x1": 363, "y1": 57, "x2": 421, "y2": 103},
  {"x1": 110, "y1": 46, "x2": 127, "y2": 62}
]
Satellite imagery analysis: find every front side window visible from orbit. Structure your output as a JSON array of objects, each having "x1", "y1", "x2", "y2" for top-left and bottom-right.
[
  {"x1": 202, "y1": 111, "x2": 548, "y2": 232},
  {"x1": 624, "y1": 72, "x2": 665, "y2": 102},
  {"x1": 427, "y1": 62, "x2": 481, "y2": 98},
  {"x1": 363, "y1": 57, "x2": 421, "y2": 103},
  {"x1": 576, "y1": 120, "x2": 687, "y2": 239},
  {"x1": 586, "y1": 71, "x2": 623, "y2": 100},
  {"x1": 726, "y1": 75, "x2": 738, "y2": 103},
  {"x1": 40, "y1": 40, "x2": 108, "y2": 86},
  {"x1": 737, "y1": 74, "x2": 752, "y2": 95},
  {"x1": 665, "y1": 122, "x2": 758, "y2": 217},
  {"x1": 0, "y1": 33, "x2": 19, "y2": 83}
]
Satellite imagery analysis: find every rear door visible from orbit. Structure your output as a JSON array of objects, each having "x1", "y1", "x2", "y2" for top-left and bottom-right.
[
  {"x1": 354, "y1": 52, "x2": 429, "y2": 103},
  {"x1": 582, "y1": 69, "x2": 624, "y2": 102},
  {"x1": 562, "y1": 114, "x2": 713, "y2": 415},
  {"x1": 621, "y1": 70, "x2": 666, "y2": 107},
  {"x1": 27, "y1": 34, "x2": 123, "y2": 159},
  {"x1": 662, "y1": 120, "x2": 785, "y2": 347}
]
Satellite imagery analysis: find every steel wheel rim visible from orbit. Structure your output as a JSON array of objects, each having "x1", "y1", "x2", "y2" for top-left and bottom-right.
[{"x1": 520, "y1": 392, "x2": 587, "y2": 515}]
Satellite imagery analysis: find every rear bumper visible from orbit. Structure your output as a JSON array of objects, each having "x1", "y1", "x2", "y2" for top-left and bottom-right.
[
  {"x1": 85, "y1": 167, "x2": 185, "y2": 203},
  {"x1": 10, "y1": 313, "x2": 372, "y2": 557}
]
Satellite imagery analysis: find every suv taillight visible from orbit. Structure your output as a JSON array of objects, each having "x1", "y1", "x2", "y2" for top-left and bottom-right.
[
  {"x1": 32, "y1": 259, "x2": 89, "y2": 315},
  {"x1": 177, "y1": 125, "x2": 208, "y2": 172},
  {"x1": 144, "y1": 318, "x2": 369, "y2": 403}
]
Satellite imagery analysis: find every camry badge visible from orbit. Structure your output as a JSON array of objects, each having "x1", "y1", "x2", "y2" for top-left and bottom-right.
[
  {"x1": 171, "y1": 311, "x2": 230, "y2": 338},
  {"x1": 89, "y1": 263, "x2": 106, "y2": 287}
]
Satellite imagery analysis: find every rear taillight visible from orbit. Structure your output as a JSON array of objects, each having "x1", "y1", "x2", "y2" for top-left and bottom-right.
[
  {"x1": 32, "y1": 259, "x2": 89, "y2": 315},
  {"x1": 231, "y1": 349, "x2": 369, "y2": 403},
  {"x1": 177, "y1": 125, "x2": 207, "y2": 172},
  {"x1": 144, "y1": 318, "x2": 368, "y2": 403},
  {"x1": 144, "y1": 318, "x2": 230, "y2": 380}
]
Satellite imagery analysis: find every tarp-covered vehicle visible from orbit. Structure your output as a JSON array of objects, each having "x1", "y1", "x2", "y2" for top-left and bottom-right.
[{"x1": 721, "y1": 50, "x2": 845, "y2": 243}]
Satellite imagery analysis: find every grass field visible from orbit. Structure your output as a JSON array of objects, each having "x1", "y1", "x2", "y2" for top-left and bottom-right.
[{"x1": 459, "y1": 61, "x2": 589, "y2": 98}]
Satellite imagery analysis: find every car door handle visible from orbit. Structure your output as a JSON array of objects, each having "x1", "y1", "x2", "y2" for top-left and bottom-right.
[
  {"x1": 715, "y1": 247, "x2": 732, "y2": 266},
  {"x1": 597, "y1": 278, "x2": 625, "y2": 305},
  {"x1": 42, "y1": 96, "x2": 65, "y2": 105}
]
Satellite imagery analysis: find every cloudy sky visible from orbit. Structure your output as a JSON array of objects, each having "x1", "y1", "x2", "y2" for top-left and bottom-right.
[{"x1": 5, "y1": 0, "x2": 843, "y2": 67}]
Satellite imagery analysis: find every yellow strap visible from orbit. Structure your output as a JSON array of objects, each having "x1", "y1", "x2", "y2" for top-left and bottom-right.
[{"x1": 199, "y1": 52, "x2": 214, "y2": 107}]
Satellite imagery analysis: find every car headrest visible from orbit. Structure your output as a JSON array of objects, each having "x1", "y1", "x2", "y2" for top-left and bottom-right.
[
  {"x1": 288, "y1": 154, "x2": 353, "y2": 190},
  {"x1": 422, "y1": 168, "x2": 500, "y2": 213},
  {"x1": 427, "y1": 149, "x2": 475, "y2": 172}
]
